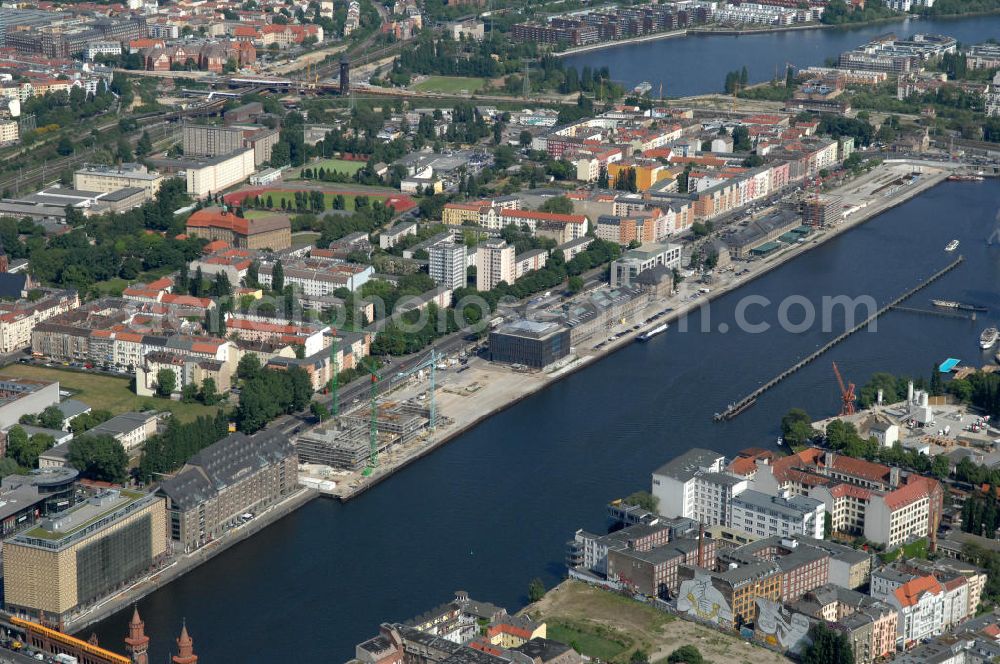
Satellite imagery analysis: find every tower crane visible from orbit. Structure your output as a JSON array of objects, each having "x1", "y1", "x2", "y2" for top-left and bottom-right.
[
  {"x1": 832, "y1": 362, "x2": 856, "y2": 416},
  {"x1": 359, "y1": 348, "x2": 440, "y2": 477}
]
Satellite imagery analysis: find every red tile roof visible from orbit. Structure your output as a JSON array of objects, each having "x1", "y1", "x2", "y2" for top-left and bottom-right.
[
  {"x1": 883, "y1": 476, "x2": 935, "y2": 511},
  {"x1": 501, "y1": 209, "x2": 587, "y2": 224},
  {"x1": 894, "y1": 576, "x2": 941, "y2": 608}
]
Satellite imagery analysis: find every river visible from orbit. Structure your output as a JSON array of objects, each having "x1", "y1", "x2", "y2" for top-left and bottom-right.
[
  {"x1": 89, "y1": 179, "x2": 1000, "y2": 661},
  {"x1": 561, "y1": 14, "x2": 1000, "y2": 94}
]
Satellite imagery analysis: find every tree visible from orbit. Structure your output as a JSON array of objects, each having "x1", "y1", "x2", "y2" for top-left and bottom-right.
[
  {"x1": 539, "y1": 196, "x2": 574, "y2": 214},
  {"x1": 272, "y1": 260, "x2": 284, "y2": 293},
  {"x1": 199, "y1": 378, "x2": 219, "y2": 405},
  {"x1": 136, "y1": 131, "x2": 153, "y2": 157},
  {"x1": 155, "y1": 369, "x2": 177, "y2": 397},
  {"x1": 181, "y1": 383, "x2": 200, "y2": 403},
  {"x1": 237, "y1": 353, "x2": 262, "y2": 381},
  {"x1": 629, "y1": 651, "x2": 649, "y2": 664},
  {"x1": 56, "y1": 136, "x2": 74, "y2": 156},
  {"x1": 624, "y1": 490, "x2": 659, "y2": 512},
  {"x1": 310, "y1": 401, "x2": 330, "y2": 422},
  {"x1": 528, "y1": 578, "x2": 546, "y2": 603},
  {"x1": 667, "y1": 646, "x2": 703, "y2": 664},
  {"x1": 801, "y1": 623, "x2": 853, "y2": 664},
  {"x1": 824, "y1": 512, "x2": 833, "y2": 539},
  {"x1": 781, "y1": 408, "x2": 814, "y2": 446},
  {"x1": 67, "y1": 435, "x2": 128, "y2": 484},
  {"x1": 568, "y1": 275, "x2": 584, "y2": 293},
  {"x1": 39, "y1": 405, "x2": 65, "y2": 430},
  {"x1": 519, "y1": 130, "x2": 533, "y2": 148},
  {"x1": 785, "y1": 65, "x2": 795, "y2": 88}
]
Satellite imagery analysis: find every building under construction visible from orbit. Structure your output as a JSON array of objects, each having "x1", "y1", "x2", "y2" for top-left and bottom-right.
[
  {"x1": 799, "y1": 193, "x2": 844, "y2": 227},
  {"x1": 295, "y1": 421, "x2": 372, "y2": 471},
  {"x1": 297, "y1": 400, "x2": 431, "y2": 471}
]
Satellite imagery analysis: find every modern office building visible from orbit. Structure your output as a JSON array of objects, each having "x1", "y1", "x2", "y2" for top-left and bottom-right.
[
  {"x1": 2, "y1": 489, "x2": 168, "y2": 622},
  {"x1": 488, "y1": 320, "x2": 570, "y2": 369}
]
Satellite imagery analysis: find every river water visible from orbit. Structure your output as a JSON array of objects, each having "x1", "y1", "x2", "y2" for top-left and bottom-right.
[
  {"x1": 562, "y1": 14, "x2": 1000, "y2": 94},
  {"x1": 89, "y1": 179, "x2": 1000, "y2": 661}
]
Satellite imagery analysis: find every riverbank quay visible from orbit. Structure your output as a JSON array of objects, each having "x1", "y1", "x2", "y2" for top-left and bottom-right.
[
  {"x1": 328, "y1": 160, "x2": 954, "y2": 502},
  {"x1": 63, "y1": 487, "x2": 317, "y2": 635}
]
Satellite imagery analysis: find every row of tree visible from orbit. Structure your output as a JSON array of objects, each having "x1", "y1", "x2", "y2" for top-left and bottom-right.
[{"x1": 234, "y1": 358, "x2": 313, "y2": 433}]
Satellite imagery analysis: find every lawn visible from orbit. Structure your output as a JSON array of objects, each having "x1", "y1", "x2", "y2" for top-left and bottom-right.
[
  {"x1": 292, "y1": 231, "x2": 320, "y2": 249},
  {"x1": 547, "y1": 621, "x2": 628, "y2": 661},
  {"x1": 412, "y1": 76, "x2": 485, "y2": 94},
  {"x1": 306, "y1": 158, "x2": 366, "y2": 176},
  {"x1": 0, "y1": 364, "x2": 221, "y2": 424},
  {"x1": 257, "y1": 191, "x2": 357, "y2": 212}
]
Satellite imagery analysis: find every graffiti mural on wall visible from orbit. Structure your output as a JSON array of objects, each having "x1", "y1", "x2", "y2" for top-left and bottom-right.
[
  {"x1": 754, "y1": 598, "x2": 813, "y2": 654},
  {"x1": 677, "y1": 571, "x2": 733, "y2": 626}
]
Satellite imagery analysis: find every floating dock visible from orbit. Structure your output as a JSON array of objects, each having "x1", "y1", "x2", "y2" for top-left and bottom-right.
[
  {"x1": 714, "y1": 255, "x2": 965, "y2": 421},
  {"x1": 939, "y1": 358, "x2": 961, "y2": 373}
]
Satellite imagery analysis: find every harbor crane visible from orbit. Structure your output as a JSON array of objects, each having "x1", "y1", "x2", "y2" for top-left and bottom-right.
[{"x1": 832, "y1": 362, "x2": 856, "y2": 416}]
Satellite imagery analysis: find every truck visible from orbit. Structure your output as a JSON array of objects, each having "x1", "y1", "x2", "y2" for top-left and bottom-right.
[{"x1": 54, "y1": 655, "x2": 78, "y2": 664}]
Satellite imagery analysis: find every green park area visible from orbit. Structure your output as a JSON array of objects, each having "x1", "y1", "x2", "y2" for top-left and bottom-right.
[
  {"x1": 308, "y1": 158, "x2": 366, "y2": 175},
  {"x1": 0, "y1": 364, "x2": 220, "y2": 423},
  {"x1": 412, "y1": 76, "x2": 485, "y2": 94}
]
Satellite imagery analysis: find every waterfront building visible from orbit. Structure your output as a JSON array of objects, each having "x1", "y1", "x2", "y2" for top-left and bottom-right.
[
  {"x1": 488, "y1": 320, "x2": 570, "y2": 369},
  {"x1": 730, "y1": 489, "x2": 825, "y2": 540},
  {"x1": 651, "y1": 448, "x2": 747, "y2": 526},
  {"x1": 607, "y1": 536, "x2": 715, "y2": 599},
  {"x1": 185, "y1": 207, "x2": 291, "y2": 251},
  {"x1": 2, "y1": 489, "x2": 168, "y2": 622},
  {"x1": 0, "y1": 467, "x2": 77, "y2": 537},
  {"x1": 476, "y1": 240, "x2": 515, "y2": 292},
  {"x1": 158, "y1": 430, "x2": 298, "y2": 553},
  {"x1": 609, "y1": 241, "x2": 682, "y2": 288}
]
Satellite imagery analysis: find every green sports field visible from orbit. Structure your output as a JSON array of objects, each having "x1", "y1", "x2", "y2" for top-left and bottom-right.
[{"x1": 412, "y1": 76, "x2": 485, "y2": 94}]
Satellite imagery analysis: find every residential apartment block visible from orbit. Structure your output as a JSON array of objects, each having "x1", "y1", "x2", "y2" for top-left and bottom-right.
[
  {"x1": 0, "y1": 290, "x2": 78, "y2": 353},
  {"x1": 476, "y1": 239, "x2": 515, "y2": 292}
]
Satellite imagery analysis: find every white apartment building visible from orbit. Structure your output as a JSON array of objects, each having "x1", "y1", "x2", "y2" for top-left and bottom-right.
[
  {"x1": 428, "y1": 240, "x2": 468, "y2": 291},
  {"x1": 877, "y1": 575, "x2": 945, "y2": 646},
  {"x1": 651, "y1": 448, "x2": 748, "y2": 526},
  {"x1": 476, "y1": 239, "x2": 515, "y2": 292},
  {"x1": 729, "y1": 489, "x2": 825, "y2": 540},
  {"x1": 185, "y1": 149, "x2": 256, "y2": 197},
  {"x1": 86, "y1": 41, "x2": 122, "y2": 59},
  {"x1": 0, "y1": 119, "x2": 17, "y2": 144},
  {"x1": 863, "y1": 478, "x2": 934, "y2": 548},
  {"x1": 88, "y1": 411, "x2": 159, "y2": 454}
]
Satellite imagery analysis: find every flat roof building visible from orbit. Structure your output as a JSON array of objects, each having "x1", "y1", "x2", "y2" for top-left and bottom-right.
[
  {"x1": 3, "y1": 489, "x2": 168, "y2": 622},
  {"x1": 489, "y1": 319, "x2": 570, "y2": 369}
]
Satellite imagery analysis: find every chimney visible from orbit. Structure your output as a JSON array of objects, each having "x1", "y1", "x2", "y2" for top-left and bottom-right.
[
  {"x1": 907, "y1": 381, "x2": 914, "y2": 403},
  {"x1": 890, "y1": 466, "x2": 900, "y2": 488},
  {"x1": 697, "y1": 523, "x2": 705, "y2": 568},
  {"x1": 877, "y1": 388, "x2": 883, "y2": 406},
  {"x1": 824, "y1": 451, "x2": 834, "y2": 471}
]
